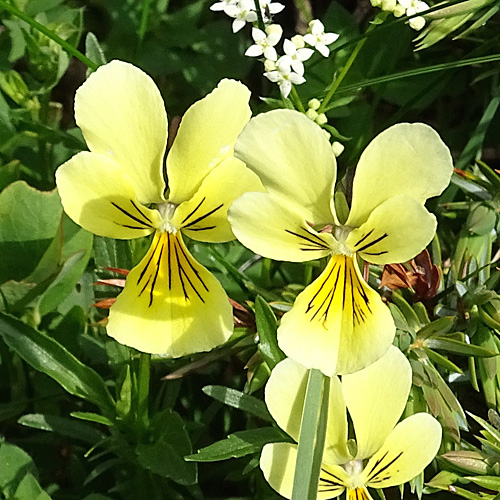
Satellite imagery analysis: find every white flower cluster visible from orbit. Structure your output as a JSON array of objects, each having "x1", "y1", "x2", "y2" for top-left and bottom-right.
[
  {"x1": 210, "y1": 0, "x2": 284, "y2": 32},
  {"x1": 210, "y1": 0, "x2": 339, "y2": 98},
  {"x1": 371, "y1": 0, "x2": 430, "y2": 30}
]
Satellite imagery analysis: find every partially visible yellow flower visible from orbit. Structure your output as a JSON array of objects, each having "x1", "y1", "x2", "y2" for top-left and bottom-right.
[
  {"x1": 228, "y1": 110, "x2": 453, "y2": 375},
  {"x1": 55, "y1": 60, "x2": 263, "y2": 356},
  {"x1": 260, "y1": 346, "x2": 442, "y2": 500}
]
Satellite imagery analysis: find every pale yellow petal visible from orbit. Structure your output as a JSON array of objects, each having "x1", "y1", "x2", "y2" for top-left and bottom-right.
[
  {"x1": 75, "y1": 60, "x2": 167, "y2": 204},
  {"x1": 167, "y1": 79, "x2": 251, "y2": 204},
  {"x1": 345, "y1": 195, "x2": 436, "y2": 265},
  {"x1": 228, "y1": 192, "x2": 336, "y2": 263},
  {"x1": 362, "y1": 413, "x2": 442, "y2": 489},
  {"x1": 107, "y1": 231, "x2": 233, "y2": 356},
  {"x1": 278, "y1": 255, "x2": 395, "y2": 376},
  {"x1": 264, "y1": 358, "x2": 350, "y2": 464},
  {"x1": 347, "y1": 123, "x2": 453, "y2": 227},
  {"x1": 260, "y1": 444, "x2": 346, "y2": 500},
  {"x1": 342, "y1": 346, "x2": 412, "y2": 460},
  {"x1": 56, "y1": 152, "x2": 159, "y2": 239},
  {"x1": 171, "y1": 157, "x2": 264, "y2": 243},
  {"x1": 318, "y1": 464, "x2": 349, "y2": 499},
  {"x1": 234, "y1": 109, "x2": 337, "y2": 225}
]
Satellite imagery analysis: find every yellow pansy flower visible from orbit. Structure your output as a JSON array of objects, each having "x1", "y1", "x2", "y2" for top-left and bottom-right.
[
  {"x1": 56, "y1": 60, "x2": 263, "y2": 356},
  {"x1": 260, "y1": 346, "x2": 442, "y2": 500},
  {"x1": 228, "y1": 110, "x2": 453, "y2": 375}
]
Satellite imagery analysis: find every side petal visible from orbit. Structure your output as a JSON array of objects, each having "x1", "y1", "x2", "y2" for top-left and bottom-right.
[
  {"x1": 362, "y1": 413, "x2": 442, "y2": 489},
  {"x1": 75, "y1": 60, "x2": 167, "y2": 204},
  {"x1": 347, "y1": 123, "x2": 453, "y2": 227},
  {"x1": 264, "y1": 358, "x2": 350, "y2": 464},
  {"x1": 345, "y1": 195, "x2": 437, "y2": 265},
  {"x1": 341, "y1": 346, "x2": 412, "y2": 461},
  {"x1": 56, "y1": 152, "x2": 159, "y2": 239},
  {"x1": 229, "y1": 192, "x2": 336, "y2": 263},
  {"x1": 171, "y1": 157, "x2": 264, "y2": 243},
  {"x1": 167, "y1": 79, "x2": 251, "y2": 204},
  {"x1": 107, "y1": 231, "x2": 233, "y2": 356},
  {"x1": 260, "y1": 443, "x2": 346, "y2": 500},
  {"x1": 234, "y1": 109, "x2": 337, "y2": 225},
  {"x1": 278, "y1": 255, "x2": 395, "y2": 376}
]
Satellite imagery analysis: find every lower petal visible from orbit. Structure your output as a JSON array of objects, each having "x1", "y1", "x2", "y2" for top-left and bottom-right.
[
  {"x1": 346, "y1": 487, "x2": 374, "y2": 500},
  {"x1": 107, "y1": 231, "x2": 233, "y2": 356},
  {"x1": 362, "y1": 413, "x2": 442, "y2": 489},
  {"x1": 278, "y1": 255, "x2": 395, "y2": 376}
]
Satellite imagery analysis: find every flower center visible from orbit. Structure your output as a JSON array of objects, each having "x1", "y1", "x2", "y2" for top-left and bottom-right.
[
  {"x1": 156, "y1": 202, "x2": 178, "y2": 234},
  {"x1": 333, "y1": 224, "x2": 355, "y2": 256},
  {"x1": 342, "y1": 459, "x2": 365, "y2": 489}
]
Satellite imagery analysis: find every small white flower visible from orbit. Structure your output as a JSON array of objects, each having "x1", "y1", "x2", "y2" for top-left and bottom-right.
[
  {"x1": 264, "y1": 59, "x2": 305, "y2": 98},
  {"x1": 210, "y1": 0, "x2": 237, "y2": 11},
  {"x1": 245, "y1": 24, "x2": 283, "y2": 61},
  {"x1": 407, "y1": 0, "x2": 429, "y2": 29},
  {"x1": 304, "y1": 19, "x2": 339, "y2": 57},
  {"x1": 259, "y1": 0, "x2": 285, "y2": 21},
  {"x1": 279, "y1": 39, "x2": 314, "y2": 75},
  {"x1": 225, "y1": 0, "x2": 258, "y2": 32}
]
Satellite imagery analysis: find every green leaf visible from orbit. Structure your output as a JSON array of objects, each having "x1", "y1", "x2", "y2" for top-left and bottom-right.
[
  {"x1": 425, "y1": 338, "x2": 498, "y2": 357},
  {"x1": 202, "y1": 385, "x2": 272, "y2": 421},
  {"x1": 417, "y1": 316, "x2": 455, "y2": 340},
  {"x1": 0, "y1": 181, "x2": 62, "y2": 284},
  {"x1": 185, "y1": 427, "x2": 289, "y2": 462},
  {"x1": 85, "y1": 32, "x2": 106, "y2": 74},
  {"x1": 422, "y1": 347, "x2": 463, "y2": 373},
  {"x1": 0, "y1": 312, "x2": 114, "y2": 412},
  {"x1": 0, "y1": 440, "x2": 50, "y2": 499},
  {"x1": 93, "y1": 236, "x2": 133, "y2": 271},
  {"x1": 18, "y1": 413, "x2": 103, "y2": 443},
  {"x1": 465, "y1": 476, "x2": 500, "y2": 491},
  {"x1": 292, "y1": 369, "x2": 330, "y2": 500},
  {"x1": 136, "y1": 409, "x2": 197, "y2": 485},
  {"x1": 255, "y1": 296, "x2": 285, "y2": 370},
  {"x1": 70, "y1": 412, "x2": 113, "y2": 426}
]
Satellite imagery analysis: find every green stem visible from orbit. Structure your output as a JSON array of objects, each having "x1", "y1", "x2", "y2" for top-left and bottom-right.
[
  {"x1": 0, "y1": 0, "x2": 98, "y2": 71},
  {"x1": 290, "y1": 86, "x2": 305, "y2": 112},
  {"x1": 136, "y1": 352, "x2": 150, "y2": 438},
  {"x1": 318, "y1": 36, "x2": 367, "y2": 113},
  {"x1": 291, "y1": 369, "x2": 329, "y2": 500},
  {"x1": 253, "y1": 0, "x2": 266, "y2": 30}
]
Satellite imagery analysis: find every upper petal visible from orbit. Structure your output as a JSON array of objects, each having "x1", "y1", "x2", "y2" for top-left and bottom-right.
[
  {"x1": 229, "y1": 192, "x2": 335, "y2": 263},
  {"x1": 347, "y1": 123, "x2": 453, "y2": 227},
  {"x1": 362, "y1": 413, "x2": 442, "y2": 489},
  {"x1": 234, "y1": 109, "x2": 337, "y2": 225},
  {"x1": 278, "y1": 255, "x2": 395, "y2": 376},
  {"x1": 264, "y1": 358, "x2": 350, "y2": 464},
  {"x1": 56, "y1": 152, "x2": 159, "y2": 239},
  {"x1": 341, "y1": 346, "x2": 412, "y2": 461},
  {"x1": 107, "y1": 231, "x2": 233, "y2": 356},
  {"x1": 171, "y1": 157, "x2": 264, "y2": 243},
  {"x1": 345, "y1": 195, "x2": 437, "y2": 265},
  {"x1": 75, "y1": 60, "x2": 167, "y2": 204},
  {"x1": 167, "y1": 79, "x2": 251, "y2": 205}
]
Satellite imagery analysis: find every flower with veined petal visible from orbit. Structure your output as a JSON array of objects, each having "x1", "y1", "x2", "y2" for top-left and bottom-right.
[
  {"x1": 228, "y1": 109, "x2": 453, "y2": 375},
  {"x1": 55, "y1": 60, "x2": 263, "y2": 356},
  {"x1": 260, "y1": 346, "x2": 442, "y2": 500}
]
